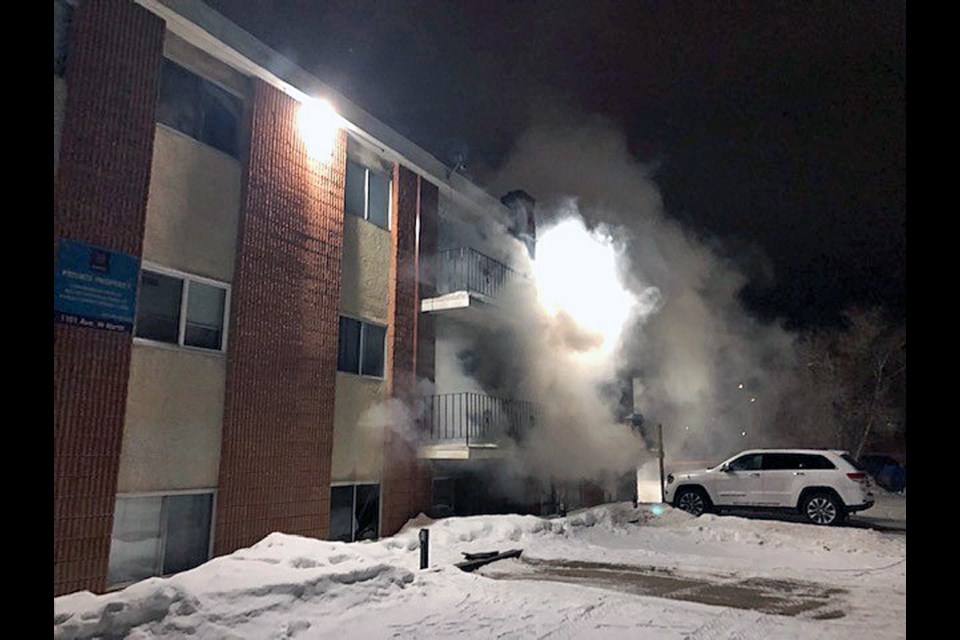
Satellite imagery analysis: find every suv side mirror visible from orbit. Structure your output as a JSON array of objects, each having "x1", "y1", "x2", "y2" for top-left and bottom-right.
[{"x1": 720, "y1": 463, "x2": 731, "y2": 473}]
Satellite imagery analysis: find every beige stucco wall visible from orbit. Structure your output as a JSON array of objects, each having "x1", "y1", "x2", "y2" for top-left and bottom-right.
[
  {"x1": 333, "y1": 213, "x2": 391, "y2": 484},
  {"x1": 117, "y1": 345, "x2": 226, "y2": 492},
  {"x1": 331, "y1": 373, "x2": 387, "y2": 483},
  {"x1": 339, "y1": 215, "x2": 391, "y2": 324},
  {"x1": 141, "y1": 126, "x2": 242, "y2": 282},
  {"x1": 54, "y1": 76, "x2": 66, "y2": 175}
]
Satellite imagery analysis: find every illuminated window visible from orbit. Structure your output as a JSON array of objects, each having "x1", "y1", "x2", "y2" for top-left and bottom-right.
[
  {"x1": 337, "y1": 316, "x2": 386, "y2": 377},
  {"x1": 157, "y1": 58, "x2": 243, "y2": 157},
  {"x1": 344, "y1": 159, "x2": 391, "y2": 229},
  {"x1": 135, "y1": 266, "x2": 229, "y2": 352}
]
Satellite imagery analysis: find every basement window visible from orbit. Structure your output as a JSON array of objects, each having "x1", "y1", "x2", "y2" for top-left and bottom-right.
[
  {"x1": 156, "y1": 58, "x2": 243, "y2": 157},
  {"x1": 330, "y1": 484, "x2": 380, "y2": 542},
  {"x1": 107, "y1": 492, "x2": 214, "y2": 587},
  {"x1": 337, "y1": 316, "x2": 386, "y2": 377},
  {"x1": 344, "y1": 159, "x2": 391, "y2": 229},
  {"x1": 134, "y1": 266, "x2": 230, "y2": 352}
]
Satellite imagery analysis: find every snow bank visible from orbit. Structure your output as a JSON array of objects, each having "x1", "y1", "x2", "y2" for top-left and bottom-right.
[{"x1": 54, "y1": 502, "x2": 905, "y2": 638}]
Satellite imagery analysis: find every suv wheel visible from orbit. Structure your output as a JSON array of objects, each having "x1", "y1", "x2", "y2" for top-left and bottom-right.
[
  {"x1": 675, "y1": 487, "x2": 710, "y2": 517},
  {"x1": 802, "y1": 492, "x2": 845, "y2": 526}
]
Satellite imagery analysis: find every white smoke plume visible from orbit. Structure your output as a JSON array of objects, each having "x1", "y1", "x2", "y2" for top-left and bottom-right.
[{"x1": 485, "y1": 113, "x2": 801, "y2": 469}]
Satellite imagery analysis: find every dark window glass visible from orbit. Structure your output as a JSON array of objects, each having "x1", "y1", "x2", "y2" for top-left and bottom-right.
[
  {"x1": 367, "y1": 170, "x2": 391, "y2": 228},
  {"x1": 345, "y1": 160, "x2": 366, "y2": 218},
  {"x1": 135, "y1": 271, "x2": 183, "y2": 344},
  {"x1": 337, "y1": 317, "x2": 362, "y2": 374},
  {"x1": 157, "y1": 59, "x2": 241, "y2": 157},
  {"x1": 157, "y1": 59, "x2": 203, "y2": 140},
  {"x1": 799, "y1": 455, "x2": 836, "y2": 470},
  {"x1": 361, "y1": 323, "x2": 386, "y2": 377},
  {"x1": 185, "y1": 281, "x2": 226, "y2": 350},
  {"x1": 201, "y1": 81, "x2": 241, "y2": 157},
  {"x1": 54, "y1": 0, "x2": 72, "y2": 76},
  {"x1": 355, "y1": 484, "x2": 380, "y2": 541},
  {"x1": 728, "y1": 454, "x2": 762, "y2": 471},
  {"x1": 330, "y1": 486, "x2": 354, "y2": 542},
  {"x1": 762, "y1": 453, "x2": 798, "y2": 470},
  {"x1": 432, "y1": 478, "x2": 455, "y2": 512},
  {"x1": 162, "y1": 494, "x2": 213, "y2": 575}
]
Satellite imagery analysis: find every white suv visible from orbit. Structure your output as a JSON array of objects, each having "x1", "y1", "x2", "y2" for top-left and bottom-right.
[{"x1": 663, "y1": 449, "x2": 874, "y2": 525}]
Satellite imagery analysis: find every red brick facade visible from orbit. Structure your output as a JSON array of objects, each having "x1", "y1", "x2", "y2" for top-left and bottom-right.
[
  {"x1": 53, "y1": 0, "x2": 165, "y2": 596},
  {"x1": 381, "y1": 169, "x2": 437, "y2": 535},
  {"x1": 214, "y1": 81, "x2": 347, "y2": 555}
]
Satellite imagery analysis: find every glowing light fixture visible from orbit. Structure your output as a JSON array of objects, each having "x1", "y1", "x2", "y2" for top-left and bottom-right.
[
  {"x1": 297, "y1": 98, "x2": 339, "y2": 160},
  {"x1": 533, "y1": 217, "x2": 637, "y2": 355}
]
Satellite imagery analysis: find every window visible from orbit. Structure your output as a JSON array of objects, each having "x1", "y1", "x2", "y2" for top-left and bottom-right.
[
  {"x1": 329, "y1": 484, "x2": 380, "y2": 542},
  {"x1": 761, "y1": 454, "x2": 790, "y2": 470},
  {"x1": 798, "y1": 454, "x2": 836, "y2": 470},
  {"x1": 54, "y1": 0, "x2": 73, "y2": 77},
  {"x1": 135, "y1": 267, "x2": 229, "y2": 352},
  {"x1": 762, "y1": 453, "x2": 836, "y2": 470},
  {"x1": 344, "y1": 159, "x2": 391, "y2": 229},
  {"x1": 337, "y1": 316, "x2": 385, "y2": 377},
  {"x1": 728, "y1": 454, "x2": 762, "y2": 471},
  {"x1": 157, "y1": 58, "x2": 243, "y2": 157},
  {"x1": 107, "y1": 492, "x2": 214, "y2": 587}
]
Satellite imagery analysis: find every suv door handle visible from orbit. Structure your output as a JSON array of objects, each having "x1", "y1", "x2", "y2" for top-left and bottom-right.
[{"x1": 794, "y1": 472, "x2": 805, "y2": 476}]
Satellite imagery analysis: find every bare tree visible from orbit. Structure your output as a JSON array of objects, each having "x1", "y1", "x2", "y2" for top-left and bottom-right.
[
  {"x1": 836, "y1": 308, "x2": 906, "y2": 459},
  {"x1": 787, "y1": 307, "x2": 905, "y2": 456}
]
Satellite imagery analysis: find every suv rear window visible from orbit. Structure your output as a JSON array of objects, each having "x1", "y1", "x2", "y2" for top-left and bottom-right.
[
  {"x1": 798, "y1": 454, "x2": 835, "y2": 470},
  {"x1": 841, "y1": 453, "x2": 865, "y2": 470}
]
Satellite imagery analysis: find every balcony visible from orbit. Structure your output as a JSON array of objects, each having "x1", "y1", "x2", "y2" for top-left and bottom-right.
[
  {"x1": 417, "y1": 392, "x2": 539, "y2": 460},
  {"x1": 421, "y1": 248, "x2": 525, "y2": 314}
]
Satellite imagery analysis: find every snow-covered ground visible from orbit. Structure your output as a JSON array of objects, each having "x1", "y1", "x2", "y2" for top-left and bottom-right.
[{"x1": 54, "y1": 494, "x2": 905, "y2": 639}]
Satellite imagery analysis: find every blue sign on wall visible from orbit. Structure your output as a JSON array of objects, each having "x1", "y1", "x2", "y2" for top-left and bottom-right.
[{"x1": 54, "y1": 239, "x2": 140, "y2": 333}]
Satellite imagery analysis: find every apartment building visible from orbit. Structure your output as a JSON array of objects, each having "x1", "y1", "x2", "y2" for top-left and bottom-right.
[{"x1": 53, "y1": 0, "x2": 541, "y2": 596}]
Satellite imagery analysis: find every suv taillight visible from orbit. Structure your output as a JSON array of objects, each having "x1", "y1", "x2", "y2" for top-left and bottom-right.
[{"x1": 847, "y1": 472, "x2": 866, "y2": 481}]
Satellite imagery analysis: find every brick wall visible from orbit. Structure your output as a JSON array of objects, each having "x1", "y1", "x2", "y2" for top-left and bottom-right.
[
  {"x1": 381, "y1": 170, "x2": 437, "y2": 535},
  {"x1": 214, "y1": 81, "x2": 346, "y2": 555},
  {"x1": 53, "y1": 0, "x2": 165, "y2": 596}
]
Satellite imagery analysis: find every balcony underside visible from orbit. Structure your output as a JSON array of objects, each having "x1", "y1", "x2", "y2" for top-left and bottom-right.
[
  {"x1": 417, "y1": 441, "x2": 504, "y2": 460},
  {"x1": 420, "y1": 290, "x2": 495, "y2": 314}
]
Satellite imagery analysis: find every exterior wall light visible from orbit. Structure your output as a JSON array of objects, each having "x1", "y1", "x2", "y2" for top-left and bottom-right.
[{"x1": 297, "y1": 98, "x2": 339, "y2": 160}]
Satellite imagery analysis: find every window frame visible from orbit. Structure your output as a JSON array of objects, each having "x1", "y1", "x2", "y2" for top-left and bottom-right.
[
  {"x1": 728, "y1": 453, "x2": 763, "y2": 472},
  {"x1": 156, "y1": 57, "x2": 245, "y2": 159},
  {"x1": 344, "y1": 157, "x2": 393, "y2": 231},
  {"x1": 134, "y1": 262, "x2": 231, "y2": 355},
  {"x1": 329, "y1": 481, "x2": 382, "y2": 542},
  {"x1": 337, "y1": 313, "x2": 387, "y2": 379},
  {"x1": 108, "y1": 488, "x2": 217, "y2": 590}
]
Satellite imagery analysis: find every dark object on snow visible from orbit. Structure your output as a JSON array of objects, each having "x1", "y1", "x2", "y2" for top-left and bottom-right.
[
  {"x1": 462, "y1": 550, "x2": 500, "y2": 561},
  {"x1": 455, "y1": 549, "x2": 523, "y2": 572},
  {"x1": 860, "y1": 454, "x2": 907, "y2": 492},
  {"x1": 419, "y1": 528, "x2": 429, "y2": 570}
]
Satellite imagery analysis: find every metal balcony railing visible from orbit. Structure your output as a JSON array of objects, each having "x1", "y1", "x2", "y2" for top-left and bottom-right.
[
  {"x1": 421, "y1": 392, "x2": 539, "y2": 446},
  {"x1": 437, "y1": 247, "x2": 524, "y2": 299}
]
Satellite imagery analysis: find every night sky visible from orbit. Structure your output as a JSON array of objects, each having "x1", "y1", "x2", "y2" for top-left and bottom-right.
[{"x1": 207, "y1": 0, "x2": 905, "y2": 329}]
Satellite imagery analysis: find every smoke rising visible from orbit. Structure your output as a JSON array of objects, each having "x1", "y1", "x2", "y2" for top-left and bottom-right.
[{"x1": 468, "y1": 112, "x2": 802, "y2": 477}]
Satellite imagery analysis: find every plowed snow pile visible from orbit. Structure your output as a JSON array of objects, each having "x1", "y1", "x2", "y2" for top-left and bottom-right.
[{"x1": 54, "y1": 502, "x2": 905, "y2": 639}]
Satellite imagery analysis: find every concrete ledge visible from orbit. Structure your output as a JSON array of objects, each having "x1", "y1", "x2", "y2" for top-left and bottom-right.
[
  {"x1": 417, "y1": 442, "x2": 502, "y2": 460},
  {"x1": 420, "y1": 290, "x2": 496, "y2": 313}
]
